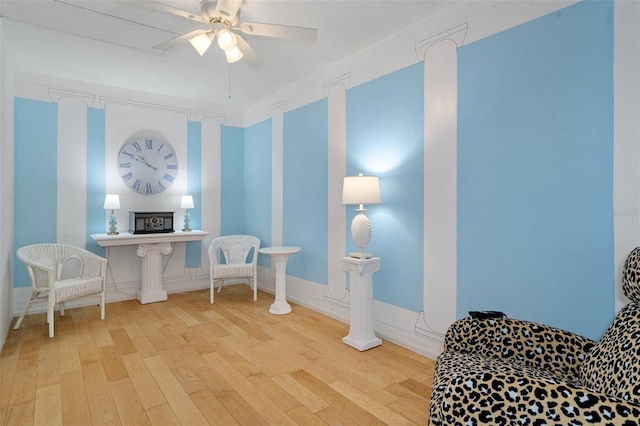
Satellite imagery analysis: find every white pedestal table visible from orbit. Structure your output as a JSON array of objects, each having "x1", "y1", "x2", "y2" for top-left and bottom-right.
[
  {"x1": 91, "y1": 230, "x2": 209, "y2": 304},
  {"x1": 258, "y1": 246, "x2": 301, "y2": 315}
]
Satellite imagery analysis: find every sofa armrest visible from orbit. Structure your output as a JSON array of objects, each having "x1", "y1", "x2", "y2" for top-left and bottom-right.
[
  {"x1": 444, "y1": 316, "x2": 597, "y2": 377},
  {"x1": 429, "y1": 351, "x2": 640, "y2": 426}
]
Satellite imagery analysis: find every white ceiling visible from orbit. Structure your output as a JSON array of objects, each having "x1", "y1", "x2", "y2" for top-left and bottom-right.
[{"x1": 0, "y1": 0, "x2": 458, "y2": 106}]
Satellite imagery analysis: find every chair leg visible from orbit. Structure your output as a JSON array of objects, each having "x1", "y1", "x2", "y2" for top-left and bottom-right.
[
  {"x1": 48, "y1": 305, "x2": 55, "y2": 338},
  {"x1": 59, "y1": 301, "x2": 65, "y2": 317},
  {"x1": 210, "y1": 277, "x2": 215, "y2": 304},
  {"x1": 218, "y1": 279, "x2": 223, "y2": 293},
  {"x1": 100, "y1": 292, "x2": 106, "y2": 320},
  {"x1": 253, "y1": 276, "x2": 257, "y2": 301},
  {"x1": 13, "y1": 292, "x2": 37, "y2": 330}
]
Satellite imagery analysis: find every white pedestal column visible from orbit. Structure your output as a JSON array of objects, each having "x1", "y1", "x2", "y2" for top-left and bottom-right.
[
  {"x1": 259, "y1": 246, "x2": 301, "y2": 315},
  {"x1": 342, "y1": 257, "x2": 381, "y2": 351},
  {"x1": 136, "y1": 242, "x2": 173, "y2": 304},
  {"x1": 270, "y1": 253, "x2": 293, "y2": 314}
]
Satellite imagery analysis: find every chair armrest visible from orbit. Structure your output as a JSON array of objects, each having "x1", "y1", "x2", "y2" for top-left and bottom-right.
[
  {"x1": 77, "y1": 252, "x2": 107, "y2": 279},
  {"x1": 444, "y1": 316, "x2": 596, "y2": 377},
  {"x1": 21, "y1": 257, "x2": 57, "y2": 288}
]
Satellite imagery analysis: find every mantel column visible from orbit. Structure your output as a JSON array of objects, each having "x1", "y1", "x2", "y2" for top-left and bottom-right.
[
  {"x1": 137, "y1": 242, "x2": 173, "y2": 304},
  {"x1": 342, "y1": 257, "x2": 382, "y2": 351}
]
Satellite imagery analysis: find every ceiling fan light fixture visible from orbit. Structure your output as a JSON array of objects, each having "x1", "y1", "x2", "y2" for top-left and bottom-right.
[
  {"x1": 225, "y1": 46, "x2": 244, "y2": 63},
  {"x1": 217, "y1": 28, "x2": 237, "y2": 51},
  {"x1": 189, "y1": 32, "x2": 214, "y2": 56}
]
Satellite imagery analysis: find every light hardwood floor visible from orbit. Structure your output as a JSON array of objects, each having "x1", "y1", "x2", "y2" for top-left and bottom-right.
[{"x1": 1, "y1": 285, "x2": 435, "y2": 425}]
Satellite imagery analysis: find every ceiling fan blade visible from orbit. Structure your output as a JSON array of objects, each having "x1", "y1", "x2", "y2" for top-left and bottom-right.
[
  {"x1": 238, "y1": 22, "x2": 317, "y2": 42},
  {"x1": 235, "y1": 35, "x2": 265, "y2": 67},
  {"x1": 215, "y1": 0, "x2": 243, "y2": 22},
  {"x1": 153, "y1": 30, "x2": 208, "y2": 51},
  {"x1": 141, "y1": 1, "x2": 208, "y2": 25}
]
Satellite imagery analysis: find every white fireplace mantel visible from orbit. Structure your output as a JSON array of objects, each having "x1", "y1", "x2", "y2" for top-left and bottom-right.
[{"x1": 91, "y1": 230, "x2": 209, "y2": 304}]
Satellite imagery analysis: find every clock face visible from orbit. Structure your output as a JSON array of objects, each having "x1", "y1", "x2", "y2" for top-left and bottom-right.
[{"x1": 117, "y1": 137, "x2": 178, "y2": 194}]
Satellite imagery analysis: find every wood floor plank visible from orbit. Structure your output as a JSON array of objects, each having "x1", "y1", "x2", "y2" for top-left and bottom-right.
[
  {"x1": 58, "y1": 335, "x2": 81, "y2": 375},
  {"x1": 290, "y1": 369, "x2": 386, "y2": 425},
  {"x1": 247, "y1": 372, "x2": 301, "y2": 412},
  {"x1": 60, "y1": 370, "x2": 92, "y2": 426},
  {"x1": 286, "y1": 405, "x2": 329, "y2": 425},
  {"x1": 158, "y1": 348, "x2": 208, "y2": 395},
  {"x1": 143, "y1": 355, "x2": 209, "y2": 425},
  {"x1": 330, "y1": 379, "x2": 411, "y2": 424},
  {"x1": 109, "y1": 328, "x2": 137, "y2": 356},
  {"x1": 3, "y1": 399, "x2": 35, "y2": 426},
  {"x1": 202, "y1": 352, "x2": 298, "y2": 425},
  {"x1": 34, "y1": 383, "x2": 62, "y2": 426},
  {"x1": 120, "y1": 353, "x2": 167, "y2": 410},
  {"x1": 81, "y1": 360, "x2": 121, "y2": 425},
  {"x1": 2, "y1": 287, "x2": 436, "y2": 425},
  {"x1": 270, "y1": 373, "x2": 330, "y2": 413},
  {"x1": 109, "y1": 377, "x2": 151, "y2": 426},
  {"x1": 8, "y1": 366, "x2": 38, "y2": 406},
  {"x1": 190, "y1": 389, "x2": 239, "y2": 425},
  {"x1": 215, "y1": 389, "x2": 269, "y2": 426},
  {"x1": 99, "y1": 345, "x2": 129, "y2": 382},
  {"x1": 145, "y1": 403, "x2": 180, "y2": 426}
]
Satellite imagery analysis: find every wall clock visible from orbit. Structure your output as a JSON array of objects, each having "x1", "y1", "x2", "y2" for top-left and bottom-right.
[{"x1": 117, "y1": 137, "x2": 178, "y2": 194}]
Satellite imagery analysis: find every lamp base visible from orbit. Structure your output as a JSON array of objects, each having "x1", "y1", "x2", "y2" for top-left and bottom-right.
[
  {"x1": 182, "y1": 228, "x2": 192, "y2": 232},
  {"x1": 349, "y1": 251, "x2": 373, "y2": 259},
  {"x1": 107, "y1": 231, "x2": 119, "y2": 236}
]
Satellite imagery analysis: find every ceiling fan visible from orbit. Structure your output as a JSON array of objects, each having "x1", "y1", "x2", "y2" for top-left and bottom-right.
[{"x1": 150, "y1": 0, "x2": 318, "y2": 66}]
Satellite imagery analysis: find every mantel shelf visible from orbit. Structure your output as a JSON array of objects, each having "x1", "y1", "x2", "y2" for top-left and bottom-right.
[{"x1": 91, "y1": 230, "x2": 209, "y2": 247}]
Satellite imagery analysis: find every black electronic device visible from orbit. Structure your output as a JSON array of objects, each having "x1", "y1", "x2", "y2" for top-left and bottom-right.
[
  {"x1": 129, "y1": 212, "x2": 174, "y2": 234},
  {"x1": 469, "y1": 310, "x2": 506, "y2": 319}
]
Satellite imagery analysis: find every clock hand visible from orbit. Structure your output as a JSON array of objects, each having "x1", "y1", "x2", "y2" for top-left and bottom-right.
[
  {"x1": 139, "y1": 154, "x2": 158, "y2": 171},
  {"x1": 135, "y1": 155, "x2": 158, "y2": 171}
]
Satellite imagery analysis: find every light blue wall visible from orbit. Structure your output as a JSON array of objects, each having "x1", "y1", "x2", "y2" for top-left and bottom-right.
[
  {"x1": 283, "y1": 99, "x2": 329, "y2": 284},
  {"x1": 11, "y1": 1, "x2": 617, "y2": 341},
  {"x1": 244, "y1": 119, "x2": 272, "y2": 268},
  {"x1": 457, "y1": 0, "x2": 614, "y2": 339},
  {"x1": 86, "y1": 107, "x2": 106, "y2": 257},
  {"x1": 346, "y1": 63, "x2": 425, "y2": 311},
  {"x1": 14, "y1": 98, "x2": 58, "y2": 288},
  {"x1": 219, "y1": 126, "x2": 245, "y2": 235}
]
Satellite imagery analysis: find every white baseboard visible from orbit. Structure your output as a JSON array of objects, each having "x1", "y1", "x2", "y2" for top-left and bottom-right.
[{"x1": 12, "y1": 269, "x2": 443, "y2": 360}]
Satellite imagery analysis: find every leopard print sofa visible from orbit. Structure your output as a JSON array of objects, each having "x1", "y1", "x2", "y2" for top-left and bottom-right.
[{"x1": 429, "y1": 247, "x2": 640, "y2": 426}]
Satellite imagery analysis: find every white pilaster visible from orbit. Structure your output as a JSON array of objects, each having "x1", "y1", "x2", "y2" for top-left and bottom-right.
[
  {"x1": 201, "y1": 116, "x2": 223, "y2": 268},
  {"x1": 416, "y1": 28, "x2": 465, "y2": 342},
  {"x1": 270, "y1": 102, "x2": 285, "y2": 246},
  {"x1": 324, "y1": 74, "x2": 351, "y2": 306},
  {"x1": 56, "y1": 95, "x2": 91, "y2": 247}
]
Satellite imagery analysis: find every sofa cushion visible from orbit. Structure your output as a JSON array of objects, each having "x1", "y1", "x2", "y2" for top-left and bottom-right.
[
  {"x1": 579, "y1": 303, "x2": 640, "y2": 405},
  {"x1": 430, "y1": 351, "x2": 639, "y2": 426}
]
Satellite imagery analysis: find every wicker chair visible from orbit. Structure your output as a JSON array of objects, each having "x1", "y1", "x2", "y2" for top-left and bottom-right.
[
  {"x1": 208, "y1": 235, "x2": 260, "y2": 304},
  {"x1": 15, "y1": 244, "x2": 107, "y2": 338}
]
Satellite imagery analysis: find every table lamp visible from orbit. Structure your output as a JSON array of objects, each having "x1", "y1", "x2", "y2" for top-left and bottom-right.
[
  {"x1": 342, "y1": 173, "x2": 381, "y2": 259},
  {"x1": 103, "y1": 194, "x2": 120, "y2": 235},
  {"x1": 181, "y1": 195, "x2": 194, "y2": 232}
]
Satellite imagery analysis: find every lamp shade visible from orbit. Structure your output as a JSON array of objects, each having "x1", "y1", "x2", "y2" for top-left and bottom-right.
[
  {"x1": 217, "y1": 29, "x2": 237, "y2": 51},
  {"x1": 342, "y1": 174, "x2": 381, "y2": 205},
  {"x1": 180, "y1": 195, "x2": 194, "y2": 209},
  {"x1": 189, "y1": 32, "x2": 214, "y2": 56},
  {"x1": 103, "y1": 194, "x2": 120, "y2": 210},
  {"x1": 225, "y1": 46, "x2": 244, "y2": 63}
]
